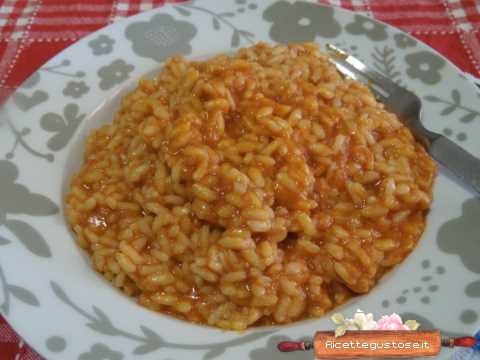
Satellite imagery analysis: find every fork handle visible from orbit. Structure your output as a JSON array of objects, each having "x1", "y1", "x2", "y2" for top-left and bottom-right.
[{"x1": 429, "y1": 135, "x2": 480, "y2": 195}]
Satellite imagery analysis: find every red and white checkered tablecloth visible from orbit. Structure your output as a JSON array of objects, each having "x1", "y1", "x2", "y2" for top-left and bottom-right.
[{"x1": 1, "y1": 0, "x2": 479, "y2": 359}]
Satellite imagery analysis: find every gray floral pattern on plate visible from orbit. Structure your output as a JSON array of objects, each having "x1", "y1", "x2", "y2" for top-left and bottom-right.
[
  {"x1": 345, "y1": 14, "x2": 388, "y2": 41},
  {"x1": 88, "y1": 35, "x2": 115, "y2": 56},
  {"x1": 381, "y1": 259, "x2": 446, "y2": 308},
  {"x1": 380, "y1": 259, "x2": 478, "y2": 328},
  {"x1": 465, "y1": 280, "x2": 480, "y2": 298},
  {"x1": 40, "y1": 103, "x2": 86, "y2": 151},
  {"x1": 41, "y1": 59, "x2": 86, "y2": 79},
  {"x1": 424, "y1": 89, "x2": 480, "y2": 123},
  {"x1": 79, "y1": 343, "x2": 124, "y2": 360},
  {"x1": 459, "y1": 310, "x2": 478, "y2": 325},
  {"x1": 0, "y1": 264, "x2": 40, "y2": 315},
  {"x1": 12, "y1": 60, "x2": 87, "y2": 112},
  {"x1": 438, "y1": 198, "x2": 480, "y2": 325},
  {"x1": 125, "y1": 13, "x2": 196, "y2": 62},
  {"x1": 3, "y1": 116, "x2": 54, "y2": 162},
  {"x1": 12, "y1": 90, "x2": 49, "y2": 111},
  {"x1": 425, "y1": 87, "x2": 478, "y2": 142},
  {"x1": 438, "y1": 198, "x2": 480, "y2": 274},
  {"x1": 12, "y1": 71, "x2": 44, "y2": 111},
  {"x1": 263, "y1": 1, "x2": 341, "y2": 43},
  {"x1": 399, "y1": 313, "x2": 468, "y2": 338},
  {"x1": 19, "y1": 72, "x2": 40, "y2": 89},
  {"x1": 372, "y1": 45, "x2": 401, "y2": 84},
  {"x1": 394, "y1": 33, "x2": 416, "y2": 48},
  {"x1": 46, "y1": 336, "x2": 67, "y2": 353},
  {"x1": 0, "y1": 160, "x2": 57, "y2": 257},
  {"x1": 173, "y1": 3, "x2": 254, "y2": 47},
  {"x1": 51, "y1": 281, "x2": 275, "y2": 359},
  {"x1": 440, "y1": 127, "x2": 468, "y2": 142},
  {"x1": 98, "y1": 59, "x2": 135, "y2": 90},
  {"x1": 63, "y1": 81, "x2": 89, "y2": 99},
  {"x1": 405, "y1": 50, "x2": 446, "y2": 85}
]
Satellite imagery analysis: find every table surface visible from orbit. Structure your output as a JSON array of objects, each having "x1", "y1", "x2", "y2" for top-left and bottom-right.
[{"x1": 1, "y1": 0, "x2": 479, "y2": 359}]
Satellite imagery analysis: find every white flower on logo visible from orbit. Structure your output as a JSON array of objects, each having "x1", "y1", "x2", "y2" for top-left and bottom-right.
[{"x1": 345, "y1": 309, "x2": 377, "y2": 330}]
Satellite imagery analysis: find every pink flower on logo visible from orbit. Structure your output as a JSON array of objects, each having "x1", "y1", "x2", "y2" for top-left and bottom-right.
[{"x1": 374, "y1": 314, "x2": 410, "y2": 330}]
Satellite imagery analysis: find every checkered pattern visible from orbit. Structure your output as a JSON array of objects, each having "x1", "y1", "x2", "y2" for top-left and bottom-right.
[
  {"x1": 0, "y1": 0, "x2": 479, "y2": 359},
  {"x1": 0, "y1": 323, "x2": 38, "y2": 360},
  {"x1": 113, "y1": 0, "x2": 180, "y2": 18}
]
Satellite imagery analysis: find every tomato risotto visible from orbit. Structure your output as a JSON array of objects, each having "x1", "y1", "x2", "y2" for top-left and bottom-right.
[{"x1": 65, "y1": 43, "x2": 436, "y2": 330}]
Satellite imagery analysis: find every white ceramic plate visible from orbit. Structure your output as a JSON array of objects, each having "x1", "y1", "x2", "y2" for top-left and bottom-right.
[{"x1": 1, "y1": 1, "x2": 479, "y2": 359}]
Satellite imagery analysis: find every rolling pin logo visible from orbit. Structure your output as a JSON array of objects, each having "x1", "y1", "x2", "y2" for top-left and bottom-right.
[{"x1": 277, "y1": 310, "x2": 478, "y2": 358}]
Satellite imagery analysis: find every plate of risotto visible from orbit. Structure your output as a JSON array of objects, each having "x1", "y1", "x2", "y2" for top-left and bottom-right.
[{"x1": 1, "y1": 1, "x2": 479, "y2": 359}]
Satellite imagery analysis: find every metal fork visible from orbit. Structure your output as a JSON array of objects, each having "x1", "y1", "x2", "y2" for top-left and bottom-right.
[{"x1": 326, "y1": 44, "x2": 480, "y2": 196}]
